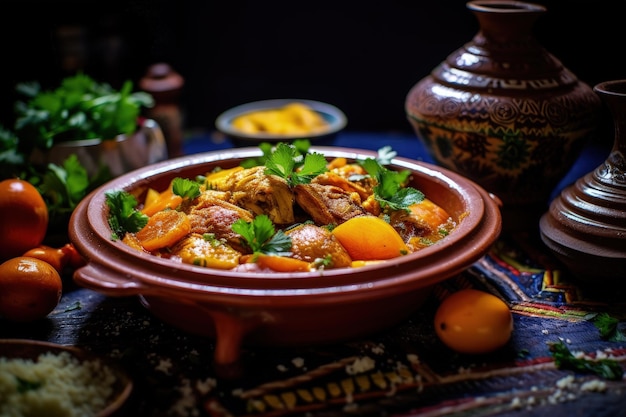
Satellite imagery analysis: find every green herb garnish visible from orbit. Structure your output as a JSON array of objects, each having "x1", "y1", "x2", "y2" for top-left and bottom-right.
[
  {"x1": 16, "y1": 377, "x2": 42, "y2": 394},
  {"x1": 360, "y1": 157, "x2": 424, "y2": 212},
  {"x1": 376, "y1": 145, "x2": 397, "y2": 165},
  {"x1": 232, "y1": 214, "x2": 292, "y2": 256},
  {"x1": 264, "y1": 142, "x2": 327, "y2": 186},
  {"x1": 548, "y1": 340, "x2": 623, "y2": 380},
  {"x1": 105, "y1": 189, "x2": 149, "y2": 240},
  {"x1": 14, "y1": 73, "x2": 153, "y2": 150},
  {"x1": 34, "y1": 154, "x2": 111, "y2": 226},
  {"x1": 172, "y1": 177, "x2": 201, "y2": 200},
  {"x1": 591, "y1": 313, "x2": 626, "y2": 342}
]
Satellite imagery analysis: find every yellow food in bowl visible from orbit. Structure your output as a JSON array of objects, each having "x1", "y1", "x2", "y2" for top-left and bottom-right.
[{"x1": 231, "y1": 102, "x2": 329, "y2": 135}]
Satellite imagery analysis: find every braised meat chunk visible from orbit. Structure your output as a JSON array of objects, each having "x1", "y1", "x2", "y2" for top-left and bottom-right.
[
  {"x1": 293, "y1": 183, "x2": 368, "y2": 226},
  {"x1": 225, "y1": 166, "x2": 295, "y2": 225},
  {"x1": 285, "y1": 223, "x2": 352, "y2": 268}
]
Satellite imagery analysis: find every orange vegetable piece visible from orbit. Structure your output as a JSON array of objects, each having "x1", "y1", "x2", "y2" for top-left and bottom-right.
[
  {"x1": 331, "y1": 215, "x2": 409, "y2": 261},
  {"x1": 141, "y1": 187, "x2": 183, "y2": 216},
  {"x1": 408, "y1": 198, "x2": 451, "y2": 231},
  {"x1": 136, "y1": 210, "x2": 191, "y2": 251},
  {"x1": 144, "y1": 188, "x2": 161, "y2": 207},
  {"x1": 254, "y1": 253, "x2": 311, "y2": 272}
]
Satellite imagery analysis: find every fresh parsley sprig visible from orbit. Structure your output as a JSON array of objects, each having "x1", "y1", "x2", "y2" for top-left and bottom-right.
[
  {"x1": 548, "y1": 340, "x2": 623, "y2": 380},
  {"x1": 360, "y1": 156, "x2": 424, "y2": 212},
  {"x1": 232, "y1": 214, "x2": 292, "y2": 256},
  {"x1": 591, "y1": 313, "x2": 626, "y2": 342},
  {"x1": 105, "y1": 190, "x2": 149, "y2": 240},
  {"x1": 264, "y1": 142, "x2": 327, "y2": 186},
  {"x1": 172, "y1": 177, "x2": 201, "y2": 200},
  {"x1": 34, "y1": 154, "x2": 112, "y2": 228}
]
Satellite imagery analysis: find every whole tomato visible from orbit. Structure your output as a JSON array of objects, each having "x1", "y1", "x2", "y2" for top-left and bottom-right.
[{"x1": 0, "y1": 179, "x2": 49, "y2": 261}]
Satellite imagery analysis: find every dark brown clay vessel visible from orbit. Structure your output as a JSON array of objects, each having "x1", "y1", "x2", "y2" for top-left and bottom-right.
[
  {"x1": 405, "y1": 0, "x2": 601, "y2": 230},
  {"x1": 539, "y1": 80, "x2": 626, "y2": 285}
]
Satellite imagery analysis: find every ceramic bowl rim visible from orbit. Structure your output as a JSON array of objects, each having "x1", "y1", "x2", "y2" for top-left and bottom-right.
[
  {"x1": 70, "y1": 146, "x2": 501, "y2": 297},
  {"x1": 214, "y1": 98, "x2": 347, "y2": 141}
]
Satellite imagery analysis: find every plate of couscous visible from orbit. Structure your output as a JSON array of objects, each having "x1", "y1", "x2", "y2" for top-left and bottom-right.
[{"x1": 0, "y1": 339, "x2": 132, "y2": 417}]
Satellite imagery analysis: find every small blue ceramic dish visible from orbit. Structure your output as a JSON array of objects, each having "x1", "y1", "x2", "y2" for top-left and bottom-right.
[{"x1": 215, "y1": 98, "x2": 347, "y2": 147}]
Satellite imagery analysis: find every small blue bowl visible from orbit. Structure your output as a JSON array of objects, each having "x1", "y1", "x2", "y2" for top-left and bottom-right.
[{"x1": 215, "y1": 99, "x2": 347, "y2": 147}]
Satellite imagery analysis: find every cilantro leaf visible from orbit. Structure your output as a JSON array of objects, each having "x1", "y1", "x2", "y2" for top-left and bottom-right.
[
  {"x1": 290, "y1": 152, "x2": 327, "y2": 185},
  {"x1": 376, "y1": 145, "x2": 397, "y2": 165},
  {"x1": 105, "y1": 190, "x2": 149, "y2": 240},
  {"x1": 232, "y1": 214, "x2": 292, "y2": 256},
  {"x1": 360, "y1": 156, "x2": 424, "y2": 212},
  {"x1": 548, "y1": 340, "x2": 623, "y2": 380},
  {"x1": 172, "y1": 177, "x2": 201, "y2": 200},
  {"x1": 265, "y1": 143, "x2": 295, "y2": 179},
  {"x1": 592, "y1": 313, "x2": 626, "y2": 342},
  {"x1": 264, "y1": 142, "x2": 327, "y2": 186}
]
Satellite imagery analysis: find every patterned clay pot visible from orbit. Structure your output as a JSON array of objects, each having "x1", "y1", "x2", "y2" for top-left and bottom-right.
[
  {"x1": 539, "y1": 80, "x2": 626, "y2": 286},
  {"x1": 405, "y1": 0, "x2": 601, "y2": 229}
]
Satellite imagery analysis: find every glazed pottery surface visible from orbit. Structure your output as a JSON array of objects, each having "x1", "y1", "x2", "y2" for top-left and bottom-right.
[
  {"x1": 69, "y1": 146, "x2": 501, "y2": 367},
  {"x1": 405, "y1": 0, "x2": 601, "y2": 229},
  {"x1": 540, "y1": 80, "x2": 626, "y2": 286}
]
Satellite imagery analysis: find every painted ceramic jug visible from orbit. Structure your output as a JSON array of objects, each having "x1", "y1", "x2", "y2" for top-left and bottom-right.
[{"x1": 405, "y1": 0, "x2": 601, "y2": 229}]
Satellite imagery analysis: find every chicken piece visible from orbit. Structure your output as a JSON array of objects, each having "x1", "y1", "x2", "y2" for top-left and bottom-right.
[
  {"x1": 187, "y1": 192, "x2": 254, "y2": 252},
  {"x1": 312, "y1": 171, "x2": 373, "y2": 202},
  {"x1": 224, "y1": 166, "x2": 295, "y2": 225},
  {"x1": 293, "y1": 183, "x2": 368, "y2": 226},
  {"x1": 170, "y1": 233, "x2": 241, "y2": 270},
  {"x1": 285, "y1": 223, "x2": 352, "y2": 268}
]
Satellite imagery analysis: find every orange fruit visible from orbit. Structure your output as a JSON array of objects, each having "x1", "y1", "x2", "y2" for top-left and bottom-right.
[
  {"x1": 0, "y1": 256, "x2": 62, "y2": 322},
  {"x1": 135, "y1": 209, "x2": 191, "y2": 251},
  {"x1": 331, "y1": 215, "x2": 409, "y2": 260},
  {"x1": 22, "y1": 245, "x2": 66, "y2": 273},
  {"x1": 434, "y1": 289, "x2": 513, "y2": 354},
  {"x1": 0, "y1": 179, "x2": 49, "y2": 261}
]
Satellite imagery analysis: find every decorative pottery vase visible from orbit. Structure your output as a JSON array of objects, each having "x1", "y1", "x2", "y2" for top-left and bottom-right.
[
  {"x1": 539, "y1": 80, "x2": 626, "y2": 286},
  {"x1": 405, "y1": 0, "x2": 602, "y2": 230}
]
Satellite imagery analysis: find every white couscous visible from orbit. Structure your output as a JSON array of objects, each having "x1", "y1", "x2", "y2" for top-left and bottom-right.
[{"x1": 0, "y1": 350, "x2": 120, "y2": 417}]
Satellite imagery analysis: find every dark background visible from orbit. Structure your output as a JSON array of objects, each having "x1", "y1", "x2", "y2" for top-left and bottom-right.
[{"x1": 1, "y1": 0, "x2": 623, "y2": 137}]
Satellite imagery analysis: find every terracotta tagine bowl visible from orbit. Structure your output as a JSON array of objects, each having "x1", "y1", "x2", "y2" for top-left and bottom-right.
[
  {"x1": 540, "y1": 80, "x2": 626, "y2": 287},
  {"x1": 405, "y1": 0, "x2": 601, "y2": 230},
  {"x1": 69, "y1": 146, "x2": 501, "y2": 370}
]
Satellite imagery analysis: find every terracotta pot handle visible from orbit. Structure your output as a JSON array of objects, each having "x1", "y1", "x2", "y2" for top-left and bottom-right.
[{"x1": 73, "y1": 263, "x2": 147, "y2": 296}]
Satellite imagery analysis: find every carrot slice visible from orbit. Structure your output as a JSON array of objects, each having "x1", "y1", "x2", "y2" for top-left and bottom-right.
[
  {"x1": 136, "y1": 210, "x2": 191, "y2": 251},
  {"x1": 141, "y1": 188, "x2": 183, "y2": 217},
  {"x1": 255, "y1": 253, "x2": 311, "y2": 272},
  {"x1": 408, "y1": 198, "x2": 451, "y2": 231}
]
